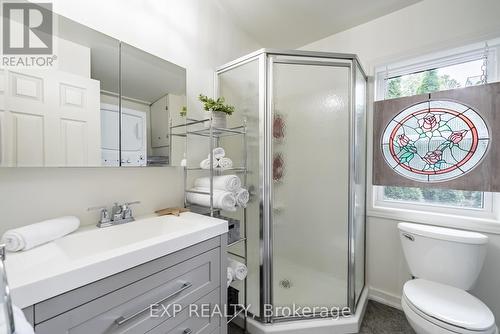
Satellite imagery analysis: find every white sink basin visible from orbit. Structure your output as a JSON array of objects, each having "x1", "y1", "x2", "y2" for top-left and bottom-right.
[
  {"x1": 55, "y1": 215, "x2": 202, "y2": 259},
  {"x1": 5, "y1": 212, "x2": 227, "y2": 308}
]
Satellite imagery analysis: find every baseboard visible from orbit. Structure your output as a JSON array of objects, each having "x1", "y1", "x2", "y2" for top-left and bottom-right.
[{"x1": 368, "y1": 286, "x2": 403, "y2": 310}]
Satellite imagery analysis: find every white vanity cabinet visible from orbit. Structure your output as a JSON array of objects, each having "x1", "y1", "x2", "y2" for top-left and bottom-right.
[{"x1": 24, "y1": 236, "x2": 227, "y2": 334}]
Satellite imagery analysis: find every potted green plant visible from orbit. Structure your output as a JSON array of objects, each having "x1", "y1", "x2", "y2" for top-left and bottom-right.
[
  {"x1": 198, "y1": 94, "x2": 235, "y2": 128},
  {"x1": 179, "y1": 106, "x2": 187, "y2": 117}
]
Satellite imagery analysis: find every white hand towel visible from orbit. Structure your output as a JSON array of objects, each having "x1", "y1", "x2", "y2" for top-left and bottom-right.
[
  {"x1": 2, "y1": 216, "x2": 80, "y2": 252},
  {"x1": 199, "y1": 158, "x2": 218, "y2": 170},
  {"x1": 228, "y1": 258, "x2": 247, "y2": 281},
  {"x1": 210, "y1": 147, "x2": 226, "y2": 160},
  {"x1": 227, "y1": 267, "x2": 235, "y2": 287},
  {"x1": 194, "y1": 175, "x2": 241, "y2": 192},
  {"x1": 0, "y1": 305, "x2": 35, "y2": 334},
  {"x1": 14, "y1": 305, "x2": 35, "y2": 334},
  {"x1": 235, "y1": 188, "x2": 250, "y2": 208},
  {"x1": 217, "y1": 157, "x2": 233, "y2": 170},
  {"x1": 187, "y1": 188, "x2": 237, "y2": 211}
]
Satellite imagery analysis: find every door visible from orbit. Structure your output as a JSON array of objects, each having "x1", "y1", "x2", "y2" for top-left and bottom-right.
[
  {"x1": 0, "y1": 68, "x2": 100, "y2": 167},
  {"x1": 269, "y1": 58, "x2": 351, "y2": 318}
]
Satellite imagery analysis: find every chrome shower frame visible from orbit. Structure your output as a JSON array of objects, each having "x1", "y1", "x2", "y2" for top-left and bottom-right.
[{"x1": 215, "y1": 49, "x2": 368, "y2": 324}]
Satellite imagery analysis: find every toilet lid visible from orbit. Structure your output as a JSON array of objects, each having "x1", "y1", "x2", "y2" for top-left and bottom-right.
[{"x1": 403, "y1": 279, "x2": 495, "y2": 331}]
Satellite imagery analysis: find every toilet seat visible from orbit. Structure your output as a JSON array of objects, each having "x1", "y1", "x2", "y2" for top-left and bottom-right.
[{"x1": 402, "y1": 279, "x2": 496, "y2": 334}]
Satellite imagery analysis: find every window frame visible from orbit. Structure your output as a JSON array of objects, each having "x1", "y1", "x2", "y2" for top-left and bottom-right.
[{"x1": 369, "y1": 39, "x2": 500, "y2": 234}]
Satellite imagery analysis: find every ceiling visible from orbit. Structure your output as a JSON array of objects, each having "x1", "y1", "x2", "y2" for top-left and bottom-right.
[{"x1": 217, "y1": 0, "x2": 422, "y2": 49}]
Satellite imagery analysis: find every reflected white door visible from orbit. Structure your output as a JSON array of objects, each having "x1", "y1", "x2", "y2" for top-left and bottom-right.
[{"x1": 0, "y1": 68, "x2": 100, "y2": 166}]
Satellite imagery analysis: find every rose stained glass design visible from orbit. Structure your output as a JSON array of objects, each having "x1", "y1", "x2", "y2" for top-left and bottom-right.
[
  {"x1": 381, "y1": 100, "x2": 490, "y2": 182},
  {"x1": 273, "y1": 114, "x2": 285, "y2": 140},
  {"x1": 273, "y1": 153, "x2": 284, "y2": 182}
]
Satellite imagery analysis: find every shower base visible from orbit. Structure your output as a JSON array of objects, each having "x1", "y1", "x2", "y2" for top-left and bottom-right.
[
  {"x1": 273, "y1": 256, "x2": 347, "y2": 308},
  {"x1": 246, "y1": 288, "x2": 368, "y2": 334}
]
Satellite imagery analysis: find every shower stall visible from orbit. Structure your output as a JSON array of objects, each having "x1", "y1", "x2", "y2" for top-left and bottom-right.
[{"x1": 216, "y1": 49, "x2": 367, "y2": 331}]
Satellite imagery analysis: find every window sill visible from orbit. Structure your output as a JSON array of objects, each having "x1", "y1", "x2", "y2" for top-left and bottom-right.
[{"x1": 367, "y1": 206, "x2": 500, "y2": 235}]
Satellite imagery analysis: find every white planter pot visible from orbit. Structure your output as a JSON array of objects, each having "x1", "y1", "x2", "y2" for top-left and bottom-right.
[{"x1": 207, "y1": 111, "x2": 227, "y2": 129}]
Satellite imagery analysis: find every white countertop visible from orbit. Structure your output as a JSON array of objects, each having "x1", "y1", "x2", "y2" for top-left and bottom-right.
[{"x1": 5, "y1": 212, "x2": 227, "y2": 309}]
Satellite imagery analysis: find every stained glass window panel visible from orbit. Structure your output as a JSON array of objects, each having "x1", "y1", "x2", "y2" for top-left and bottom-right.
[{"x1": 381, "y1": 100, "x2": 490, "y2": 182}]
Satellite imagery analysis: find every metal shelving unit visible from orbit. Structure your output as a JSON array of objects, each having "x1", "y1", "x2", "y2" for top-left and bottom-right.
[{"x1": 170, "y1": 115, "x2": 249, "y2": 333}]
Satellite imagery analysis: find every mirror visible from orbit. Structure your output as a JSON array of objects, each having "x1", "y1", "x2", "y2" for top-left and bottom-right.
[
  {"x1": 119, "y1": 43, "x2": 186, "y2": 167},
  {"x1": 0, "y1": 13, "x2": 186, "y2": 167}
]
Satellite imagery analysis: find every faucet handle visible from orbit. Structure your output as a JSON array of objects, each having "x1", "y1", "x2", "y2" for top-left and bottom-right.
[
  {"x1": 122, "y1": 201, "x2": 140, "y2": 220},
  {"x1": 88, "y1": 206, "x2": 111, "y2": 227}
]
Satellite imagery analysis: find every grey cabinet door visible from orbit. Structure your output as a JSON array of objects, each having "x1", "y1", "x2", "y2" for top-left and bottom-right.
[
  {"x1": 35, "y1": 248, "x2": 219, "y2": 334},
  {"x1": 146, "y1": 288, "x2": 221, "y2": 334}
]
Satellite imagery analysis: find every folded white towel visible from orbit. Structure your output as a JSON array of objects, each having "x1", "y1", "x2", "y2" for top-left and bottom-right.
[
  {"x1": 210, "y1": 147, "x2": 226, "y2": 160},
  {"x1": 235, "y1": 188, "x2": 250, "y2": 208},
  {"x1": 2, "y1": 216, "x2": 80, "y2": 252},
  {"x1": 187, "y1": 188, "x2": 236, "y2": 211},
  {"x1": 227, "y1": 267, "x2": 235, "y2": 287},
  {"x1": 228, "y1": 258, "x2": 247, "y2": 281},
  {"x1": 194, "y1": 175, "x2": 241, "y2": 192},
  {"x1": 199, "y1": 158, "x2": 218, "y2": 170},
  {"x1": 217, "y1": 157, "x2": 233, "y2": 170}
]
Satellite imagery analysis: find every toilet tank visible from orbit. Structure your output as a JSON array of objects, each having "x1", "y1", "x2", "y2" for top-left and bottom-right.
[{"x1": 398, "y1": 222, "x2": 488, "y2": 290}]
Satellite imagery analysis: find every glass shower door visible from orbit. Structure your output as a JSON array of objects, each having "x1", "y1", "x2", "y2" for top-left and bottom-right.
[{"x1": 270, "y1": 59, "x2": 351, "y2": 318}]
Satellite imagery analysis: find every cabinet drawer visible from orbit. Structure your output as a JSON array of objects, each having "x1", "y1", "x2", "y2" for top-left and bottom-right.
[
  {"x1": 35, "y1": 237, "x2": 220, "y2": 324},
  {"x1": 146, "y1": 288, "x2": 221, "y2": 334},
  {"x1": 35, "y1": 248, "x2": 220, "y2": 334}
]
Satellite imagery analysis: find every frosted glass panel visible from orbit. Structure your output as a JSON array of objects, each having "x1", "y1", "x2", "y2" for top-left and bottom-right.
[
  {"x1": 218, "y1": 58, "x2": 261, "y2": 317},
  {"x1": 354, "y1": 63, "x2": 366, "y2": 305},
  {"x1": 272, "y1": 62, "x2": 350, "y2": 313}
]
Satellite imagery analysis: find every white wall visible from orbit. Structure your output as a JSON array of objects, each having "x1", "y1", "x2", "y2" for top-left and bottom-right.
[
  {"x1": 301, "y1": 0, "x2": 500, "y2": 322},
  {"x1": 0, "y1": 0, "x2": 260, "y2": 231}
]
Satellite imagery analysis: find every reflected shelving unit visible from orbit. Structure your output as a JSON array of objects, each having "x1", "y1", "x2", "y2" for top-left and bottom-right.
[{"x1": 170, "y1": 116, "x2": 249, "y2": 333}]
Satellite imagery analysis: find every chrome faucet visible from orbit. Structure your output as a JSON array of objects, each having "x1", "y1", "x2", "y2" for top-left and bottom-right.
[{"x1": 88, "y1": 201, "x2": 140, "y2": 228}]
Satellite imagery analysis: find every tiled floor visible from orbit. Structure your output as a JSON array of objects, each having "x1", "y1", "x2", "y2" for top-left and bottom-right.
[
  {"x1": 228, "y1": 300, "x2": 415, "y2": 334},
  {"x1": 228, "y1": 322, "x2": 245, "y2": 334},
  {"x1": 359, "y1": 300, "x2": 415, "y2": 334}
]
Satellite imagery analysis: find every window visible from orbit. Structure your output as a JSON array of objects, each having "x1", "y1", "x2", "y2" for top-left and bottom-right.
[{"x1": 373, "y1": 44, "x2": 499, "y2": 222}]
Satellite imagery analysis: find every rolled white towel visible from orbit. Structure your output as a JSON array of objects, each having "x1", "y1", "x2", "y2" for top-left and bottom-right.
[
  {"x1": 228, "y1": 258, "x2": 247, "y2": 281},
  {"x1": 199, "y1": 158, "x2": 218, "y2": 170},
  {"x1": 2, "y1": 216, "x2": 80, "y2": 252},
  {"x1": 187, "y1": 188, "x2": 237, "y2": 211},
  {"x1": 227, "y1": 267, "x2": 235, "y2": 287},
  {"x1": 235, "y1": 188, "x2": 250, "y2": 208},
  {"x1": 210, "y1": 147, "x2": 226, "y2": 160},
  {"x1": 194, "y1": 175, "x2": 241, "y2": 192},
  {"x1": 217, "y1": 157, "x2": 233, "y2": 170}
]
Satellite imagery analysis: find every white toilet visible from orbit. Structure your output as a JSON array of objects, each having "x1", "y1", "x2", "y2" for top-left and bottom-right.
[{"x1": 398, "y1": 222, "x2": 497, "y2": 334}]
